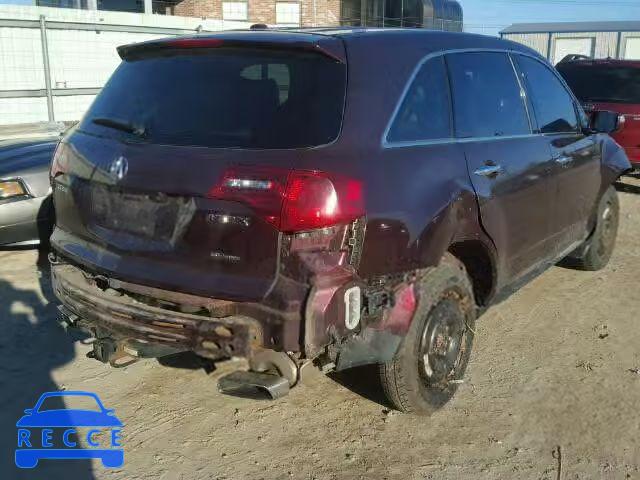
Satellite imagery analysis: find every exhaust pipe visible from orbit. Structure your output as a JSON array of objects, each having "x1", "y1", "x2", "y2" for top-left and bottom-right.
[
  {"x1": 57, "y1": 304, "x2": 79, "y2": 329},
  {"x1": 217, "y1": 350, "x2": 299, "y2": 400},
  {"x1": 218, "y1": 370, "x2": 291, "y2": 400}
]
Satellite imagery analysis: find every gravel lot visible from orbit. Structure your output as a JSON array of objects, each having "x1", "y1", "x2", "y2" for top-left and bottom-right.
[{"x1": 1, "y1": 175, "x2": 639, "y2": 480}]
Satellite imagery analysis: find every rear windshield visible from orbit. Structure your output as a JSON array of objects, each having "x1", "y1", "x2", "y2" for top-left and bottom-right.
[
  {"x1": 80, "y1": 48, "x2": 346, "y2": 149},
  {"x1": 558, "y1": 64, "x2": 640, "y2": 104}
]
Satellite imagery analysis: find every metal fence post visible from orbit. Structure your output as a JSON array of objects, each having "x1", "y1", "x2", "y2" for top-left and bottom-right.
[
  {"x1": 39, "y1": 15, "x2": 55, "y2": 122},
  {"x1": 546, "y1": 32, "x2": 553, "y2": 62},
  {"x1": 615, "y1": 31, "x2": 622, "y2": 59}
]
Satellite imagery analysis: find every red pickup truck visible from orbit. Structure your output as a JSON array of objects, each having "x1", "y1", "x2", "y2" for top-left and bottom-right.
[{"x1": 557, "y1": 58, "x2": 640, "y2": 171}]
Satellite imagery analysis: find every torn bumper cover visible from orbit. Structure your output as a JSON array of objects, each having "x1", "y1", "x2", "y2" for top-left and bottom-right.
[
  {"x1": 332, "y1": 282, "x2": 416, "y2": 371},
  {"x1": 51, "y1": 262, "x2": 281, "y2": 360},
  {"x1": 51, "y1": 260, "x2": 417, "y2": 371}
]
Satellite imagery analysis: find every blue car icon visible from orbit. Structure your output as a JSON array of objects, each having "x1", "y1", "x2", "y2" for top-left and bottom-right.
[{"x1": 16, "y1": 391, "x2": 123, "y2": 468}]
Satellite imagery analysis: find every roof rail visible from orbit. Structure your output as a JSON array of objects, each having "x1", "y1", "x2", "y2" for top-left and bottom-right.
[{"x1": 250, "y1": 24, "x2": 269, "y2": 30}]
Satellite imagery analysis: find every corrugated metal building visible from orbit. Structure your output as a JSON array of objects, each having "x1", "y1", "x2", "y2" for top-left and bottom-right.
[{"x1": 501, "y1": 21, "x2": 640, "y2": 65}]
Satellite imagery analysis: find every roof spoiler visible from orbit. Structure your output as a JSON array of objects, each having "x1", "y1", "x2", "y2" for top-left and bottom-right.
[{"x1": 117, "y1": 34, "x2": 346, "y2": 63}]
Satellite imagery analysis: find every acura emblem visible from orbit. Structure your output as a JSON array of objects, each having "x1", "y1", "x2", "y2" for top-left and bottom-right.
[{"x1": 109, "y1": 156, "x2": 128, "y2": 181}]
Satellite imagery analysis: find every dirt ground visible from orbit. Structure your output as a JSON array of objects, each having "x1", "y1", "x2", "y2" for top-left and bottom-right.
[{"x1": 1, "y1": 175, "x2": 640, "y2": 480}]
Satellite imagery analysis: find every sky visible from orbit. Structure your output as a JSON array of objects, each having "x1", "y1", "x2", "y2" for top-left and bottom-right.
[
  {"x1": 2, "y1": 0, "x2": 640, "y2": 37},
  {"x1": 460, "y1": 0, "x2": 640, "y2": 36}
]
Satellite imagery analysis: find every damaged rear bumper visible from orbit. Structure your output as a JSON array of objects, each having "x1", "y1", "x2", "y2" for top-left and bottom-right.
[
  {"x1": 51, "y1": 256, "x2": 417, "y2": 372},
  {"x1": 51, "y1": 261, "x2": 295, "y2": 362}
]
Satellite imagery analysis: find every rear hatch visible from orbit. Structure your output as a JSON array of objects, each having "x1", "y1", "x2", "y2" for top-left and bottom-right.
[
  {"x1": 557, "y1": 61, "x2": 640, "y2": 164},
  {"x1": 51, "y1": 33, "x2": 347, "y2": 301}
]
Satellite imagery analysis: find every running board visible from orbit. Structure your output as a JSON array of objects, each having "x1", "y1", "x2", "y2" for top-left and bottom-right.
[{"x1": 217, "y1": 370, "x2": 290, "y2": 400}]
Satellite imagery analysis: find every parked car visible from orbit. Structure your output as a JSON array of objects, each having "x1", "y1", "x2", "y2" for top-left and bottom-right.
[
  {"x1": 50, "y1": 28, "x2": 631, "y2": 414},
  {"x1": 557, "y1": 57, "x2": 640, "y2": 171},
  {"x1": 0, "y1": 136, "x2": 57, "y2": 247}
]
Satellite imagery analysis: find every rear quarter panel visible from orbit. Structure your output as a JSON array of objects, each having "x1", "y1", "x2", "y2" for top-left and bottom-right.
[
  {"x1": 355, "y1": 143, "x2": 494, "y2": 280},
  {"x1": 324, "y1": 33, "x2": 500, "y2": 283}
]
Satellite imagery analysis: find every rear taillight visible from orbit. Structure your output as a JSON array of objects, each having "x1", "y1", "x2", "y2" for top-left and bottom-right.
[
  {"x1": 209, "y1": 167, "x2": 364, "y2": 233},
  {"x1": 163, "y1": 38, "x2": 225, "y2": 49},
  {"x1": 49, "y1": 141, "x2": 69, "y2": 184},
  {"x1": 118, "y1": 37, "x2": 226, "y2": 59}
]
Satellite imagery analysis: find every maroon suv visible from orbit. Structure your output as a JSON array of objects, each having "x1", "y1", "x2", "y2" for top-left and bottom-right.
[
  {"x1": 557, "y1": 58, "x2": 640, "y2": 170},
  {"x1": 50, "y1": 28, "x2": 631, "y2": 414}
]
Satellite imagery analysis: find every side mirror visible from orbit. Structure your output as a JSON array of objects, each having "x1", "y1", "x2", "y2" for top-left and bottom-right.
[
  {"x1": 591, "y1": 110, "x2": 625, "y2": 134},
  {"x1": 23, "y1": 409, "x2": 33, "y2": 414}
]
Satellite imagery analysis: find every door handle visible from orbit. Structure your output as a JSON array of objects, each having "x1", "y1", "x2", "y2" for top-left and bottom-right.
[
  {"x1": 554, "y1": 155, "x2": 573, "y2": 165},
  {"x1": 474, "y1": 164, "x2": 503, "y2": 178}
]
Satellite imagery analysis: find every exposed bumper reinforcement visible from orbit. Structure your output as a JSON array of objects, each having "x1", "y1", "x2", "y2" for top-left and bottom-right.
[{"x1": 52, "y1": 263, "x2": 263, "y2": 360}]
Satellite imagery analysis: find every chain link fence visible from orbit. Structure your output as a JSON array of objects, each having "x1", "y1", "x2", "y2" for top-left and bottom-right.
[
  {"x1": 0, "y1": 3, "x2": 500, "y2": 126},
  {"x1": 0, "y1": 3, "x2": 249, "y2": 126}
]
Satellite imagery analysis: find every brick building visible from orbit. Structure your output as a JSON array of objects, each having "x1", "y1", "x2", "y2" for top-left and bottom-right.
[
  {"x1": 166, "y1": 0, "x2": 339, "y2": 26},
  {"x1": 165, "y1": 0, "x2": 462, "y2": 30}
]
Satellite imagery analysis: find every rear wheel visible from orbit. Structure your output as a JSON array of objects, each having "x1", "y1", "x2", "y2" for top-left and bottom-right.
[
  {"x1": 379, "y1": 254, "x2": 476, "y2": 415},
  {"x1": 570, "y1": 186, "x2": 619, "y2": 271}
]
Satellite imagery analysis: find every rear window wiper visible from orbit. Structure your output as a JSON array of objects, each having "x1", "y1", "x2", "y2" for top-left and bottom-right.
[{"x1": 91, "y1": 117, "x2": 147, "y2": 137}]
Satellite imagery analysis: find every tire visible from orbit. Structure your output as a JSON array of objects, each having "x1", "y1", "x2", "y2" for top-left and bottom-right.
[
  {"x1": 379, "y1": 254, "x2": 476, "y2": 415},
  {"x1": 571, "y1": 185, "x2": 620, "y2": 271}
]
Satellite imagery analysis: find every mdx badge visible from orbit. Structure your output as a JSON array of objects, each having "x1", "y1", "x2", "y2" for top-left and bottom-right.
[{"x1": 109, "y1": 156, "x2": 128, "y2": 181}]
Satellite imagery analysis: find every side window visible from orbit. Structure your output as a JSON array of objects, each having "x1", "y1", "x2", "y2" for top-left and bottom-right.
[
  {"x1": 446, "y1": 52, "x2": 531, "y2": 138},
  {"x1": 516, "y1": 55, "x2": 579, "y2": 134},
  {"x1": 387, "y1": 56, "x2": 452, "y2": 143}
]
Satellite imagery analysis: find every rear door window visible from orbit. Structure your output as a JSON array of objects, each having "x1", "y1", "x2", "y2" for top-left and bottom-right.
[
  {"x1": 446, "y1": 52, "x2": 531, "y2": 138},
  {"x1": 80, "y1": 48, "x2": 346, "y2": 149},
  {"x1": 386, "y1": 56, "x2": 452, "y2": 143},
  {"x1": 516, "y1": 55, "x2": 579, "y2": 134}
]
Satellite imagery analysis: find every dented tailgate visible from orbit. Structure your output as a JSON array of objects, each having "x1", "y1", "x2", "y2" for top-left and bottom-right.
[{"x1": 51, "y1": 136, "x2": 283, "y2": 301}]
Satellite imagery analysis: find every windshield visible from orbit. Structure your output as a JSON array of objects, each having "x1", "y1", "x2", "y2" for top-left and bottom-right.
[
  {"x1": 80, "y1": 48, "x2": 346, "y2": 149},
  {"x1": 558, "y1": 64, "x2": 640, "y2": 104}
]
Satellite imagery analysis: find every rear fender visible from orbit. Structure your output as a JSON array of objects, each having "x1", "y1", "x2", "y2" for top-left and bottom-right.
[
  {"x1": 587, "y1": 134, "x2": 632, "y2": 231},
  {"x1": 600, "y1": 134, "x2": 632, "y2": 187}
]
